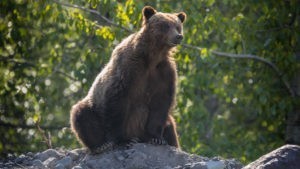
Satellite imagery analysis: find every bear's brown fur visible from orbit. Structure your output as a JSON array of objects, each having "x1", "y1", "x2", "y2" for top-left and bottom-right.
[{"x1": 70, "y1": 6, "x2": 186, "y2": 152}]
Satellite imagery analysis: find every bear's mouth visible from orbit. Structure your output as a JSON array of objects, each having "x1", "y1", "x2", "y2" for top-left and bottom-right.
[
  {"x1": 168, "y1": 41, "x2": 180, "y2": 47},
  {"x1": 168, "y1": 37, "x2": 183, "y2": 47}
]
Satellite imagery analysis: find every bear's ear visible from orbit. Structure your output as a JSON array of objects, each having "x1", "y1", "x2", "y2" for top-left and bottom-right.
[
  {"x1": 142, "y1": 6, "x2": 157, "y2": 21},
  {"x1": 177, "y1": 12, "x2": 186, "y2": 23}
]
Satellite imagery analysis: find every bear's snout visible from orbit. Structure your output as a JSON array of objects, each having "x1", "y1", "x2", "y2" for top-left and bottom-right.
[
  {"x1": 172, "y1": 34, "x2": 183, "y2": 45},
  {"x1": 176, "y1": 34, "x2": 183, "y2": 41}
]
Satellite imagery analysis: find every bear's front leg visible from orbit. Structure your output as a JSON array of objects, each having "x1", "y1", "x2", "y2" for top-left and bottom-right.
[
  {"x1": 145, "y1": 94, "x2": 171, "y2": 145},
  {"x1": 145, "y1": 121, "x2": 167, "y2": 146}
]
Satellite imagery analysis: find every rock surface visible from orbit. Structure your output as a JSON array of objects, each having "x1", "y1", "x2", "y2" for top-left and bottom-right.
[
  {"x1": 243, "y1": 144, "x2": 300, "y2": 169},
  {"x1": 0, "y1": 143, "x2": 242, "y2": 169},
  {"x1": 1, "y1": 143, "x2": 299, "y2": 169}
]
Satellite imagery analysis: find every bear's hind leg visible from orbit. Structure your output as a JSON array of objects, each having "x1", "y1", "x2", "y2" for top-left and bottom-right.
[
  {"x1": 163, "y1": 115, "x2": 180, "y2": 148},
  {"x1": 70, "y1": 100, "x2": 105, "y2": 152}
]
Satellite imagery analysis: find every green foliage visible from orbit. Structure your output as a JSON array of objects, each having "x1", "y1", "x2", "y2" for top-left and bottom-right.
[{"x1": 0, "y1": 0, "x2": 299, "y2": 164}]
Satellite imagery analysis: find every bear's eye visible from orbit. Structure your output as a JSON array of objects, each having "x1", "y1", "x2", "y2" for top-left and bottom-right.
[{"x1": 160, "y1": 23, "x2": 170, "y2": 32}]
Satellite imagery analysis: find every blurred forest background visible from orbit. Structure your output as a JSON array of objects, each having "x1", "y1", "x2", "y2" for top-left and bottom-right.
[{"x1": 0, "y1": 0, "x2": 299, "y2": 164}]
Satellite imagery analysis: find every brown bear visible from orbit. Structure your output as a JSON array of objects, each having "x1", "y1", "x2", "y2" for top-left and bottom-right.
[{"x1": 70, "y1": 6, "x2": 186, "y2": 153}]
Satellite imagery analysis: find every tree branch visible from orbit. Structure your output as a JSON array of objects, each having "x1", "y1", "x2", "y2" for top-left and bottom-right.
[
  {"x1": 53, "y1": 0, "x2": 133, "y2": 33},
  {"x1": 35, "y1": 119, "x2": 52, "y2": 149},
  {"x1": 181, "y1": 44, "x2": 202, "y2": 51},
  {"x1": 0, "y1": 57, "x2": 36, "y2": 68},
  {"x1": 56, "y1": 70, "x2": 77, "y2": 81},
  {"x1": 0, "y1": 120, "x2": 68, "y2": 130},
  {"x1": 0, "y1": 56, "x2": 77, "y2": 82},
  {"x1": 211, "y1": 51, "x2": 295, "y2": 97}
]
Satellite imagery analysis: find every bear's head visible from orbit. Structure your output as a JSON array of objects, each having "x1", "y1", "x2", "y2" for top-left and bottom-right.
[{"x1": 142, "y1": 6, "x2": 186, "y2": 47}]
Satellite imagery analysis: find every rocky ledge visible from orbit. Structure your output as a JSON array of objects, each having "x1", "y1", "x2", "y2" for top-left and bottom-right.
[
  {"x1": 1, "y1": 144, "x2": 299, "y2": 169},
  {"x1": 1, "y1": 143, "x2": 242, "y2": 169}
]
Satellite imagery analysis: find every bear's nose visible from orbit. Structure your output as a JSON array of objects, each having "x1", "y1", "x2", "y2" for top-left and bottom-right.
[{"x1": 176, "y1": 34, "x2": 183, "y2": 41}]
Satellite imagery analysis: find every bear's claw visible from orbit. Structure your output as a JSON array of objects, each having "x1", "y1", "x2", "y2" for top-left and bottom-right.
[
  {"x1": 92, "y1": 142, "x2": 115, "y2": 154},
  {"x1": 125, "y1": 137, "x2": 140, "y2": 148},
  {"x1": 149, "y1": 138, "x2": 167, "y2": 145}
]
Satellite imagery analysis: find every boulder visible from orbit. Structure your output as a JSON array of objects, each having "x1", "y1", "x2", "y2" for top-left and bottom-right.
[{"x1": 243, "y1": 144, "x2": 300, "y2": 169}]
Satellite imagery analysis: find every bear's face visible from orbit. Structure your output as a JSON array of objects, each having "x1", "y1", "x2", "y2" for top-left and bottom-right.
[{"x1": 142, "y1": 6, "x2": 186, "y2": 47}]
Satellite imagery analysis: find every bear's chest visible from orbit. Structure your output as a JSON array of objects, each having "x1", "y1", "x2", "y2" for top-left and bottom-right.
[
  {"x1": 128, "y1": 59, "x2": 175, "y2": 101},
  {"x1": 146, "y1": 62, "x2": 174, "y2": 93}
]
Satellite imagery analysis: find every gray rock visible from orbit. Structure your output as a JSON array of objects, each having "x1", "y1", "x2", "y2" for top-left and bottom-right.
[
  {"x1": 86, "y1": 158, "x2": 114, "y2": 169},
  {"x1": 68, "y1": 151, "x2": 79, "y2": 161},
  {"x1": 69, "y1": 148, "x2": 86, "y2": 162},
  {"x1": 70, "y1": 148, "x2": 86, "y2": 155},
  {"x1": 206, "y1": 160, "x2": 226, "y2": 169},
  {"x1": 227, "y1": 159, "x2": 244, "y2": 169},
  {"x1": 43, "y1": 157, "x2": 57, "y2": 168},
  {"x1": 35, "y1": 149, "x2": 63, "y2": 161},
  {"x1": 243, "y1": 144, "x2": 300, "y2": 169},
  {"x1": 27, "y1": 152, "x2": 34, "y2": 157},
  {"x1": 32, "y1": 159, "x2": 45, "y2": 169},
  {"x1": 177, "y1": 162, "x2": 207, "y2": 169},
  {"x1": 72, "y1": 165, "x2": 83, "y2": 169},
  {"x1": 55, "y1": 156, "x2": 72, "y2": 169},
  {"x1": 55, "y1": 163, "x2": 65, "y2": 169},
  {"x1": 15, "y1": 154, "x2": 26, "y2": 163}
]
